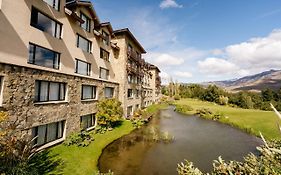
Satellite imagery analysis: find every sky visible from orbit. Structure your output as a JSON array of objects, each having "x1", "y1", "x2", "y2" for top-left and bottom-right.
[{"x1": 92, "y1": 0, "x2": 281, "y2": 84}]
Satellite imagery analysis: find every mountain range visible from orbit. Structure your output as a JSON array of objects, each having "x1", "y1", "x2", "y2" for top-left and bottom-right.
[{"x1": 203, "y1": 69, "x2": 281, "y2": 92}]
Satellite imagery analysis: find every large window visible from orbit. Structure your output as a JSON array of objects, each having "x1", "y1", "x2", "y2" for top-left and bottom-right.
[
  {"x1": 127, "y1": 89, "x2": 133, "y2": 99},
  {"x1": 80, "y1": 12, "x2": 91, "y2": 32},
  {"x1": 77, "y1": 34, "x2": 92, "y2": 53},
  {"x1": 43, "y1": 0, "x2": 60, "y2": 11},
  {"x1": 35, "y1": 80, "x2": 66, "y2": 102},
  {"x1": 75, "y1": 59, "x2": 91, "y2": 76},
  {"x1": 32, "y1": 120, "x2": 65, "y2": 147},
  {"x1": 29, "y1": 43, "x2": 60, "y2": 69},
  {"x1": 135, "y1": 89, "x2": 140, "y2": 98},
  {"x1": 82, "y1": 85, "x2": 96, "y2": 100},
  {"x1": 127, "y1": 106, "x2": 133, "y2": 117},
  {"x1": 99, "y1": 67, "x2": 109, "y2": 80},
  {"x1": 100, "y1": 48, "x2": 110, "y2": 61},
  {"x1": 31, "y1": 8, "x2": 62, "y2": 38},
  {"x1": 80, "y1": 114, "x2": 96, "y2": 130},
  {"x1": 102, "y1": 31, "x2": 110, "y2": 46},
  {"x1": 104, "y1": 87, "x2": 114, "y2": 98}
]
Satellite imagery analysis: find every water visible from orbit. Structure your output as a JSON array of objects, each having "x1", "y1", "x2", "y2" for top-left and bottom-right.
[{"x1": 98, "y1": 106, "x2": 262, "y2": 174}]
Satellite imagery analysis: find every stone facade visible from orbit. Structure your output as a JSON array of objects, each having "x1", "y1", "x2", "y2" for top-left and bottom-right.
[{"x1": 0, "y1": 63, "x2": 118, "y2": 135}]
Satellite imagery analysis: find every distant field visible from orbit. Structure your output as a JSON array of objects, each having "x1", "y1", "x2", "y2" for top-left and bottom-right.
[{"x1": 174, "y1": 98, "x2": 281, "y2": 140}]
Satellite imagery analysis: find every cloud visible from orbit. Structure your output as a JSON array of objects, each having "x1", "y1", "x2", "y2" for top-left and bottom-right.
[
  {"x1": 160, "y1": 0, "x2": 183, "y2": 9},
  {"x1": 198, "y1": 29, "x2": 281, "y2": 78},
  {"x1": 174, "y1": 71, "x2": 193, "y2": 78},
  {"x1": 145, "y1": 53, "x2": 184, "y2": 66}
]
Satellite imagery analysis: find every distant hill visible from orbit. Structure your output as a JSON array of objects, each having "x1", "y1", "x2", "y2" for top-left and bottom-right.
[{"x1": 203, "y1": 69, "x2": 281, "y2": 92}]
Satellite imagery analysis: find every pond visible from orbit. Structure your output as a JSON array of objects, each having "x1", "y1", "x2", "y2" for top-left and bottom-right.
[{"x1": 98, "y1": 106, "x2": 263, "y2": 174}]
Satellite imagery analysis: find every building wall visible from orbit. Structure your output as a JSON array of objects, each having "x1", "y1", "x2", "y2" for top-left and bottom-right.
[{"x1": 0, "y1": 63, "x2": 118, "y2": 134}]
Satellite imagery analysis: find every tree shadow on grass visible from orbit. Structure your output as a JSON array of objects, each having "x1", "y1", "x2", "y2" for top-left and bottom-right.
[{"x1": 28, "y1": 150, "x2": 64, "y2": 175}]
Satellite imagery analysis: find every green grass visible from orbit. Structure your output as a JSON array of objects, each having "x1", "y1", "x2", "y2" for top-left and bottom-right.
[
  {"x1": 50, "y1": 120, "x2": 134, "y2": 175},
  {"x1": 174, "y1": 98, "x2": 281, "y2": 140},
  {"x1": 146, "y1": 103, "x2": 169, "y2": 114}
]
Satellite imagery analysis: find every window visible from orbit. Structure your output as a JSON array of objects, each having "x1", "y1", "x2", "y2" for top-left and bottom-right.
[
  {"x1": 80, "y1": 12, "x2": 91, "y2": 32},
  {"x1": 0, "y1": 77, "x2": 3, "y2": 106},
  {"x1": 77, "y1": 34, "x2": 92, "y2": 53},
  {"x1": 102, "y1": 31, "x2": 110, "y2": 45},
  {"x1": 43, "y1": 0, "x2": 60, "y2": 11},
  {"x1": 82, "y1": 85, "x2": 96, "y2": 100},
  {"x1": 31, "y1": 8, "x2": 62, "y2": 38},
  {"x1": 136, "y1": 90, "x2": 140, "y2": 98},
  {"x1": 128, "y1": 89, "x2": 133, "y2": 98},
  {"x1": 127, "y1": 106, "x2": 133, "y2": 117},
  {"x1": 80, "y1": 114, "x2": 96, "y2": 130},
  {"x1": 100, "y1": 48, "x2": 110, "y2": 61},
  {"x1": 99, "y1": 68, "x2": 109, "y2": 80},
  {"x1": 104, "y1": 87, "x2": 114, "y2": 98},
  {"x1": 29, "y1": 43, "x2": 60, "y2": 69},
  {"x1": 128, "y1": 44, "x2": 133, "y2": 53},
  {"x1": 136, "y1": 104, "x2": 140, "y2": 110},
  {"x1": 35, "y1": 80, "x2": 66, "y2": 102},
  {"x1": 75, "y1": 59, "x2": 91, "y2": 76},
  {"x1": 32, "y1": 120, "x2": 65, "y2": 147}
]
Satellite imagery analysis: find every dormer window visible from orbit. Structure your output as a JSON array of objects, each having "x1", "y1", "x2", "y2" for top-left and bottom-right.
[
  {"x1": 43, "y1": 0, "x2": 60, "y2": 11},
  {"x1": 102, "y1": 31, "x2": 110, "y2": 46},
  {"x1": 80, "y1": 12, "x2": 91, "y2": 32}
]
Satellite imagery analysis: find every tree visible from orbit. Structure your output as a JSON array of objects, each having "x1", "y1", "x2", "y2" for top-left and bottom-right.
[{"x1": 96, "y1": 98, "x2": 123, "y2": 128}]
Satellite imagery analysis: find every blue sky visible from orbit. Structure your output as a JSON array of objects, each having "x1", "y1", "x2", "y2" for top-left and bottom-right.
[{"x1": 92, "y1": 0, "x2": 281, "y2": 83}]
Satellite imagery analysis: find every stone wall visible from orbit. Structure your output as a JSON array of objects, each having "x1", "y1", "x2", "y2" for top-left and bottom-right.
[{"x1": 0, "y1": 63, "x2": 119, "y2": 135}]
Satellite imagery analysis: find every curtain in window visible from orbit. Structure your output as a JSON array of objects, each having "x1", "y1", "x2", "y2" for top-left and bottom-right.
[
  {"x1": 83, "y1": 86, "x2": 93, "y2": 99},
  {"x1": 105, "y1": 88, "x2": 113, "y2": 98},
  {"x1": 37, "y1": 125, "x2": 47, "y2": 146},
  {"x1": 40, "y1": 81, "x2": 49, "y2": 101},
  {"x1": 57, "y1": 121, "x2": 64, "y2": 138},
  {"x1": 77, "y1": 61, "x2": 88, "y2": 75},
  {"x1": 49, "y1": 82, "x2": 59, "y2": 101},
  {"x1": 59, "y1": 83, "x2": 65, "y2": 100},
  {"x1": 46, "y1": 122, "x2": 57, "y2": 142},
  {"x1": 100, "y1": 68, "x2": 108, "y2": 79}
]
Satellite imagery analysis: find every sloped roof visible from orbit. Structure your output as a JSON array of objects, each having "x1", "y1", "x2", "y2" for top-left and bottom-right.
[{"x1": 113, "y1": 28, "x2": 146, "y2": 53}]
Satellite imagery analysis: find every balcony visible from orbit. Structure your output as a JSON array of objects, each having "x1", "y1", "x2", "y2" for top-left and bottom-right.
[
  {"x1": 126, "y1": 63, "x2": 139, "y2": 74},
  {"x1": 127, "y1": 50, "x2": 142, "y2": 63}
]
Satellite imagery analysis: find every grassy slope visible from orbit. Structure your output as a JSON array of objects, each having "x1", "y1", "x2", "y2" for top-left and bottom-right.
[
  {"x1": 51, "y1": 120, "x2": 134, "y2": 175},
  {"x1": 174, "y1": 98, "x2": 280, "y2": 140}
]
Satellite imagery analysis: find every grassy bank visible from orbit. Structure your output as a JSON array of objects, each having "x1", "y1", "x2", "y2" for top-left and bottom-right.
[
  {"x1": 174, "y1": 98, "x2": 280, "y2": 140},
  {"x1": 51, "y1": 121, "x2": 134, "y2": 175},
  {"x1": 50, "y1": 103, "x2": 167, "y2": 175}
]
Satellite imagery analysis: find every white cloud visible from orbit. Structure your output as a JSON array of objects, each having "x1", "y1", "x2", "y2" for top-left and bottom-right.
[
  {"x1": 198, "y1": 57, "x2": 239, "y2": 75},
  {"x1": 174, "y1": 71, "x2": 193, "y2": 78},
  {"x1": 160, "y1": 0, "x2": 183, "y2": 9},
  {"x1": 145, "y1": 53, "x2": 184, "y2": 67},
  {"x1": 198, "y1": 29, "x2": 281, "y2": 78}
]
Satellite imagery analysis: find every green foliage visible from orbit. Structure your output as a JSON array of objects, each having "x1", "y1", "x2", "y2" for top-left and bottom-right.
[
  {"x1": 218, "y1": 96, "x2": 228, "y2": 105},
  {"x1": 175, "y1": 104, "x2": 193, "y2": 113},
  {"x1": 96, "y1": 98, "x2": 123, "y2": 128},
  {"x1": 63, "y1": 131, "x2": 94, "y2": 147},
  {"x1": 94, "y1": 125, "x2": 108, "y2": 134},
  {"x1": 174, "y1": 94, "x2": 181, "y2": 100},
  {"x1": 94, "y1": 170, "x2": 114, "y2": 175},
  {"x1": 131, "y1": 118, "x2": 146, "y2": 129},
  {"x1": 0, "y1": 113, "x2": 63, "y2": 174}
]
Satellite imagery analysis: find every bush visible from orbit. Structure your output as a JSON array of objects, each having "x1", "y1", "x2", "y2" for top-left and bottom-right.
[
  {"x1": 174, "y1": 94, "x2": 181, "y2": 100},
  {"x1": 96, "y1": 98, "x2": 123, "y2": 128},
  {"x1": 64, "y1": 131, "x2": 94, "y2": 147},
  {"x1": 195, "y1": 108, "x2": 213, "y2": 118},
  {"x1": 218, "y1": 96, "x2": 228, "y2": 105},
  {"x1": 175, "y1": 104, "x2": 193, "y2": 114}
]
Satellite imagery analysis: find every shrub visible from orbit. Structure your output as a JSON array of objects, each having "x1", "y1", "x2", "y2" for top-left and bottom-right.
[
  {"x1": 218, "y1": 96, "x2": 228, "y2": 105},
  {"x1": 64, "y1": 131, "x2": 94, "y2": 147},
  {"x1": 174, "y1": 94, "x2": 181, "y2": 100},
  {"x1": 96, "y1": 98, "x2": 123, "y2": 128},
  {"x1": 195, "y1": 108, "x2": 213, "y2": 118},
  {"x1": 175, "y1": 104, "x2": 193, "y2": 114}
]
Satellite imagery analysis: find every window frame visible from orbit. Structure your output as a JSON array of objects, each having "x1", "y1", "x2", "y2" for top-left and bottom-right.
[
  {"x1": 99, "y1": 67, "x2": 109, "y2": 80},
  {"x1": 77, "y1": 34, "x2": 92, "y2": 53},
  {"x1": 32, "y1": 120, "x2": 65, "y2": 147},
  {"x1": 75, "y1": 59, "x2": 91, "y2": 76},
  {"x1": 43, "y1": 0, "x2": 60, "y2": 11},
  {"x1": 127, "y1": 89, "x2": 133, "y2": 99},
  {"x1": 0, "y1": 76, "x2": 4, "y2": 106},
  {"x1": 102, "y1": 30, "x2": 110, "y2": 46},
  {"x1": 80, "y1": 12, "x2": 91, "y2": 32},
  {"x1": 104, "y1": 87, "x2": 114, "y2": 98},
  {"x1": 34, "y1": 80, "x2": 66, "y2": 103},
  {"x1": 28, "y1": 43, "x2": 60, "y2": 69},
  {"x1": 100, "y1": 48, "x2": 110, "y2": 61},
  {"x1": 80, "y1": 114, "x2": 96, "y2": 131},
  {"x1": 81, "y1": 85, "x2": 97, "y2": 100},
  {"x1": 30, "y1": 7, "x2": 62, "y2": 38}
]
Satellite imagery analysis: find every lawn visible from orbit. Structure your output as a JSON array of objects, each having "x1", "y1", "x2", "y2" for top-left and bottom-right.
[
  {"x1": 174, "y1": 98, "x2": 281, "y2": 140},
  {"x1": 50, "y1": 120, "x2": 134, "y2": 175}
]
